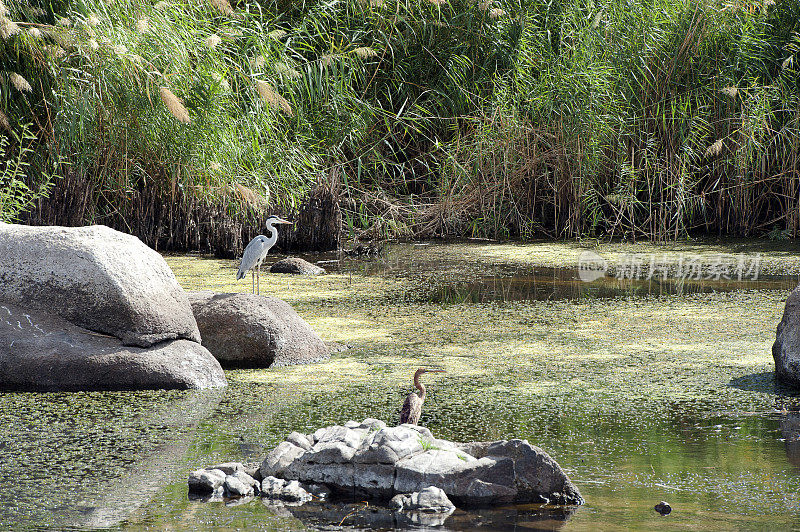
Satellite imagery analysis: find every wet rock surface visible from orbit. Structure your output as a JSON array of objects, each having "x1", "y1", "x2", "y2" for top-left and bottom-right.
[
  {"x1": 774, "y1": 285, "x2": 800, "y2": 388},
  {"x1": 0, "y1": 223, "x2": 200, "y2": 347},
  {"x1": 270, "y1": 257, "x2": 325, "y2": 275},
  {"x1": 258, "y1": 419, "x2": 583, "y2": 507},
  {"x1": 187, "y1": 291, "x2": 330, "y2": 367},
  {"x1": 390, "y1": 486, "x2": 455, "y2": 513},
  {"x1": 0, "y1": 303, "x2": 226, "y2": 391}
]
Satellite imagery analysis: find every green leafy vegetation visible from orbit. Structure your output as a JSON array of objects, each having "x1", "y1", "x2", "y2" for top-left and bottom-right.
[{"x1": 1, "y1": 0, "x2": 798, "y2": 244}]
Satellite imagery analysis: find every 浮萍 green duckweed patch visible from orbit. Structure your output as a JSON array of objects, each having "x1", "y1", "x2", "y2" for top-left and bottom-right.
[{"x1": 2, "y1": 241, "x2": 800, "y2": 531}]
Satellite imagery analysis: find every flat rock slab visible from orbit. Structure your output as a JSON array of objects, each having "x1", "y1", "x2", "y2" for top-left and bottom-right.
[
  {"x1": 260, "y1": 420, "x2": 583, "y2": 507},
  {"x1": 270, "y1": 257, "x2": 325, "y2": 275},
  {"x1": 0, "y1": 223, "x2": 200, "y2": 347},
  {"x1": 0, "y1": 302, "x2": 226, "y2": 391},
  {"x1": 774, "y1": 284, "x2": 800, "y2": 388},
  {"x1": 187, "y1": 291, "x2": 330, "y2": 367}
]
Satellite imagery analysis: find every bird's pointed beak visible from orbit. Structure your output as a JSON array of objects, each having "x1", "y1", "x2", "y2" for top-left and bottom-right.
[
  {"x1": 276, "y1": 218, "x2": 292, "y2": 224},
  {"x1": 429, "y1": 369, "x2": 446, "y2": 373}
]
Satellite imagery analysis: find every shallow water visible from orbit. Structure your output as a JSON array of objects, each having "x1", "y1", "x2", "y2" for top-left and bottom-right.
[{"x1": 2, "y1": 240, "x2": 800, "y2": 530}]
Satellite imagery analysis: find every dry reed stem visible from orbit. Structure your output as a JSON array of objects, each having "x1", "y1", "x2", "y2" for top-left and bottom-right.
[
  {"x1": 9, "y1": 72, "x2": 32, "y2": 93},
  {"x1": 210, "y1": 0, "x2": 234, "y2": 15},
  {"x1": 0, "y1": 109, "x2": 10, "y2": 131},
  {"x1": 256, "y1": 80, "x2": 294, "y2": 116},
  {"x1": 159, "y1": 86, "x2": 191, "y2": 123}
]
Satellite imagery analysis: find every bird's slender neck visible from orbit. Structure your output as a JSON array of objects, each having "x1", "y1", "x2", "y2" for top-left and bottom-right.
[
  {"x1": 264, "y1": 220, "x2": 279, "y2": 248},
  {"x1": 413, "y1": 371, "x2": 426, "y2": 399}
]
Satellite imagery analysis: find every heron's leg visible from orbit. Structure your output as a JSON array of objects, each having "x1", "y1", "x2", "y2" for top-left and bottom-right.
[
  {"x1": 257, "y1": 265, "x2": 261, "y2": 295},
  {"x1": 251, "y1": 270, "x2": 255, "y2": 294}
]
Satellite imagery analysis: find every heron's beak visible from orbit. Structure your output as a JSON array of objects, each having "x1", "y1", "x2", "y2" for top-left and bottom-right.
[
  {"x1": 429, "y1": 369, "x2": 446, "y2": 373},
  {"x1": 276, "y1": 218, "x2": 293, "y2": 224}
]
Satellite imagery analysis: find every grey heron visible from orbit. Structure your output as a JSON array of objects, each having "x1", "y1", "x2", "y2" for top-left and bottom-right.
[
  {"x1": 237, "y1": 215, "x2": 292, "y2": 294},
  {"x1": 399, "y1": 368, "x2": 445, "y2": 425}
]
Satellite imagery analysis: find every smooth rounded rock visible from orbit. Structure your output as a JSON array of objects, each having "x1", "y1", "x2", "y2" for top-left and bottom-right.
[
  {"x1": 270, "y1": 257, "x2": 325, "y2": 275},
  {"x1": 774, "y1": 285, "x2": 800, "y2": 388},
  {"x1": 0, "y1": 303, "x2": 226, "y2": 391},
  {"x1": 0, "y1": 223, "x2": 200, "y2": 347},
  {"x1": 187, "y1": 291, "x2": 330, "y2": 367}
]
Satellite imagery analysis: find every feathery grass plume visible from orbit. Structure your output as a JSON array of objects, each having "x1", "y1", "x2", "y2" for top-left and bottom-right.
[
  {"x1": 28, "y1": 27, "x2": 42, "y2": 38},
  {"x1": 720, "y1": 86, "x2": 738, "y2": 98},
  {"x1": 113, "y1": 44, "x2": 128, "y2": 55},
  {"x1": 592, "y1": 11, "x2": 602, "y2": 29},
  {"x1": 89, "y1": 38, "x2": 99, "y2": 50},
  {"x1": 155, "y1": 1, "x2": 169, "y2": 9},
  {"x1": 0, "y1": 109, "x2": 9, "y2": 131},
  {"x1": 319, "y1": 53, "x2": 339, "y2": 66},
  {"x1": 206, "y1": 34, "x2": 221, "y2": 48},
  {"x1": 255, "y1": 80, "x2": 293, "y2": 116},
  {"x1": 87, "y1": 14, "x2": 100, "y2": 26},
  {"x1": 479, "y1": 0, "x2": 492, "y2": 11},
  {"x1": 159, "y1": 87, "x2": 191, "y2": 123},
  {"x1": 210, "y1": 0, "x2": 234, "y2": 15},
  {"x1": 46, "y1": 45, "x2": 66, "y2": 60},
  {"x1": 234, "y1": 182, "x2": 267, "y2": 207},
  {"x1": 353, "y1": 46, "x2": 378, "y2": 58},
  {"x1": 267, "y1": 29, "x2": 287, "y2": 40},
  {"x1": 488, "y1": 8, "x2": 505, "y2": 18},
  {"x1": 783, "y1": 56, "x2": 794, "y2": 70},
  {"x1": 251, "y1": 55, "x2": 266, "y2": 68},
  {"x1": 9, "y1": 72, "x2": 32, "y2": 93},
  {"x1": 764, "y1": 0, "x2": 775, "y2": 5},
  {"x1": 0, "y1": 17, "x2": 20, "y2": 39},
  {"x1": 705, "y1": 139, "x2": 723, "y2": 157},
  {"x1": 210, "y1": 162, "x2": 222, "y2": 171},
  {"x1": 57, "y1": 17, "x2": 71, "y2": 27},
  {"x1": 136, "y1": 18, "x2": 150, "y2": 34},
  {"x1": 428, "y1": 0, "x2": 447, "y2": 6},
  {"x1": 0, "y1": 1, "x2": 7, "y2": 17},
  {"x1": 275, "y1": 62, "x2": 301, "y2": 78}
]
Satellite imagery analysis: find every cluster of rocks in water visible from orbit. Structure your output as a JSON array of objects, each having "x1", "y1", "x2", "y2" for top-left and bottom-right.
[
  {"x1": 0, "y1": 223, "x2": 333, "y2": 391},
  {"x1": 189, "y1": 419, "x2": 584, "y2": 520}
]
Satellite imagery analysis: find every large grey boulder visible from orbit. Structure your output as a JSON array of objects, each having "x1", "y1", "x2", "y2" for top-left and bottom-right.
[
  {"x1": 260, "y1": 420, "x2": 583, "y2": 507},
  {"x1": 187, "y1": 291, "x2": 329, "y2": 367},
  {"x1": 0, "y1": 302, "x2": 226, "y2": 391},
  {"x1": 774, "y1": 285, "x2": 800, "y2": 388},
  {"x1": 0, "y1": 223, "x2": 200, "y2": 347}
]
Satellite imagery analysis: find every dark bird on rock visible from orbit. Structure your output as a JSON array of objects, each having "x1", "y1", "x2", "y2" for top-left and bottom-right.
[{"x1": 399, "y1": 368, "x2": 445, "y2": 425}]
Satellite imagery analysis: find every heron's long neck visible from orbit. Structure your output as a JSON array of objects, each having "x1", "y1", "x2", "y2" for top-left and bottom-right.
[
  {"x1": 264, "y1": 221, "x2": 279, "y2": 248},
  {"x1": 414, "y1": 373, "x2": 426, "y2": 400}
]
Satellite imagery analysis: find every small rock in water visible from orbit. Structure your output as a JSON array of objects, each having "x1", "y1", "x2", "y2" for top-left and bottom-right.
[
  {"x1": 224, "y1": 474, "x2": 254, "y2": 497},
  {"x1": 188, "y1": 468, "x2": 226, "y2": 495},
  {"x1": 390, "y1": 486, "x2": 455, "y2": 513},
  {"x1": 207, "y1": 462, "x2": 244, "y2": 475},
  {"x1": 261, "y1": 476, "x2": 312, "y2": 503},
  {"x1": 270, "y1": 257, "x2": 325, "y2": 275},
  {"x1": 654, "y1": 501, "x2": 672, "y2": 515}
]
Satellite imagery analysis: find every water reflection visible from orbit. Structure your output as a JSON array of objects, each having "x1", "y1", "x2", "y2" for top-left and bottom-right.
[{"x1": 276, "y1": 499, "x2": 576, "y2": 531}]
